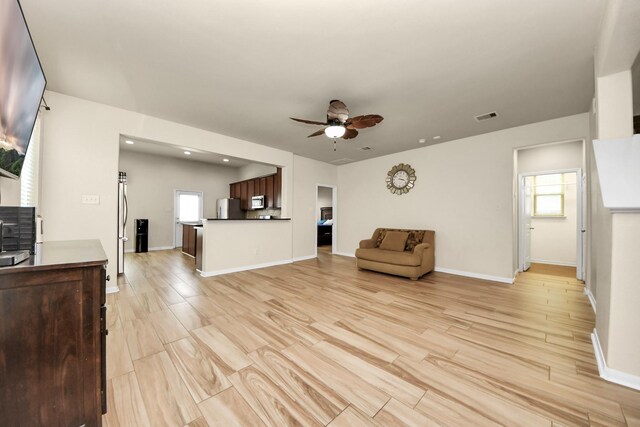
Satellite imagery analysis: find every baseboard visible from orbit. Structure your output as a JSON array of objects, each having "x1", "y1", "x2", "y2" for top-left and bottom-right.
[
  {"x1": 106, "y1": 286, "x2": 119, "y2": 294},
  {"x1": 434, "y1": 267, "x2": 514, "y2": 284},
  {"x1": 293, "y1": 255, "x2": 317, "y2": 262},
  {"x1": 125, "y1": 245, "x2": 175, "y2": 253},
  {"x1": 583, "y1": 287, "x2": 597, "y2": 313},
  {"x1": 591, "y1": 329, "x2": 640, "y2": 391},
  {"x1": 199, "y1": 258, "x2": 293, "y2": 277},
  {"x1": 333, "y1": 252, "x2": 355, "y2": 258},
  {"x1": 530, "y1": 258, "x2": 577, "y2": 267}
]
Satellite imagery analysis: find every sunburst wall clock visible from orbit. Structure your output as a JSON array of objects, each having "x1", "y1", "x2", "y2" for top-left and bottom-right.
[{"x1": 386, "y1": 163, "x2": 416, "y2": 195}]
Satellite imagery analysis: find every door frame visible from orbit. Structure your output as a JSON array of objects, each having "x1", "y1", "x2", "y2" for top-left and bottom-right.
[
  {"x1": 173, "y1": 189, "x2": 204, "y2": 248},
  {"x1": 517, "y1": 168, "x2": 584, "y2": 280},
  {"x1": 315, "y1": 184, "x2": 337, "y2": 257}
]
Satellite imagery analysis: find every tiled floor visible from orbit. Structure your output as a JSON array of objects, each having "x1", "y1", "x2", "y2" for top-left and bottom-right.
[{"x1": 103, "y1": 251, "x2": 640, "y2": 426}]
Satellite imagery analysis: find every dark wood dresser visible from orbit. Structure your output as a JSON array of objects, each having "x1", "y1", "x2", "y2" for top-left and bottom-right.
[{"x1": 0, "y1": 240, "x2": 108, "y2": 427}]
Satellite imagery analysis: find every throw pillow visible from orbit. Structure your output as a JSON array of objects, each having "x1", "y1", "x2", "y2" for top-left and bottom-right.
[
  {"x1": 405, "y1": 230, "x2": 425, "y2": 251},
  {"x1": 379, "y1": 231, "x2": 409, "y2": 252}
]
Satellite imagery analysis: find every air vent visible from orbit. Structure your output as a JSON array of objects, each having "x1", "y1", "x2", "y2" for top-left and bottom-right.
[
  {"x1": 360, "y1": 146, "x2": 373, "y2": 151},
  {"x1": 330, "y1": 158, "x2": 353, "y2": 165},
  {"x1": 474, "y1": 111, "x2": 499, "y2": 122}
]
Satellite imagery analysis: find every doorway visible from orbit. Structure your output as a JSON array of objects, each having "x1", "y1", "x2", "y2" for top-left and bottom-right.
[
  {"x1": 316, "y1": 185, "x2": 336, "y2": 256},
  {"x1": 174, "y1": 190, "x2": 203, "y2": 248},
  {"x1": 515, "y1": 139, "x2": 586, "y2": 281},
  {"x1": 518, "y1": 169, "x2": 584, "y2": 280}
]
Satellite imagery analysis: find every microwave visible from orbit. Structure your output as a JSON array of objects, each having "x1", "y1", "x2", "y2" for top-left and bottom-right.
[{"x1": 251, "y1": 195, "x2": 265, "y2": 210}]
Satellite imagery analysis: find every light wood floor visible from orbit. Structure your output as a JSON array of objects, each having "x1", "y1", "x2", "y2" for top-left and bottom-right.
[{"x1": 103, "y1": 251, "x2": 640, "y2": 426}]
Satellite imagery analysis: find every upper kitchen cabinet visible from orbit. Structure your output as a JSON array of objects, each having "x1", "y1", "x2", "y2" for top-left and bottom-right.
[{"x1": 230, "y1": 167, "x2": 282, "y2": 210}]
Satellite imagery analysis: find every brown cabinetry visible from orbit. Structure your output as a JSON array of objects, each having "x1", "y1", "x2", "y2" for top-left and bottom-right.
[
  {"x1": 182, "y1": 223, "x2": 197, "y2": 257},
  {"x1": 230, "y1": 168, "x2": 283, "y2": 210},
  {"x1": 0, "y1": 240, "x2": 108, "y2": 427},
  {"x1": 265, "y1": 175, "x2": 274, "y2": 208},
  {"x1": 229, "y1": 182, "x2": 241, "y2": 199}
]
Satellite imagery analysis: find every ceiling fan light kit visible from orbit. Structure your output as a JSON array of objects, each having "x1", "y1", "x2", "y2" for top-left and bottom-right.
[
  {"x1": 324, "y1": 125, "x2": 346, "y2": 139},
  {"x1": 290, "y1": 100, "x2": 384, "y2": 150}
]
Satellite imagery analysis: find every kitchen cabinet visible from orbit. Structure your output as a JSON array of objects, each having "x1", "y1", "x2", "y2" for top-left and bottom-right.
[
  {"x1": 247, "y1": 180, "x2": 255, "y2": 210},
  {"x1": 230, "y1": 169, "x2": 282, "y2": 210},
  {"x1": 0, "y1": 240, "x2": 108, "y2": 426},
  {"x1": 229, "y1": 182, "x2": 240, "y2": 199},
  {"x1": 240, "y1": 181, "x2": 248, "y2": 210},
  {"x1": 182, "y1": 223, "x2": 197, "y2": 257}
]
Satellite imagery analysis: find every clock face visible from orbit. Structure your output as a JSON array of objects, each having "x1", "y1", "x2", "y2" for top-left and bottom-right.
[
  {"x1": 392, "y1": 170, "x2": 410, "y2": 188},
  {"x1": 386, "y1": 163, "x2": 416, "y2": 195}
]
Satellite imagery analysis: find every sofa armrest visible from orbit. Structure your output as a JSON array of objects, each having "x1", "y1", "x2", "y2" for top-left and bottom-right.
[
  {"x1": 359, "y1": 239, "x2": 377, "y2": 249},
  {"x1": 413, "y1": 242, "x2": 431, "y2": 256}
]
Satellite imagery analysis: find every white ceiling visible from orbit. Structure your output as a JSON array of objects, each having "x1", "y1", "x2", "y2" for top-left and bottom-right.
[
  {"x1": 22, "y1": 0, "x2": 604, "y2": 163},
  {"x1": 118, "y1": 136, "x2": 252, "y2": 167}
]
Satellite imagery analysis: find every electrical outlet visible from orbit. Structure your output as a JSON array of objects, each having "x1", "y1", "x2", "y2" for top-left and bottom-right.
[{"x1": 81, "y1": 195, "x2": 100, "y2": 205}]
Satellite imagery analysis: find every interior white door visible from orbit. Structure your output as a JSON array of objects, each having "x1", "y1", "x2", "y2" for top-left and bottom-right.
[
  {"x1": 520, "y1": 176, "x2": 534, "y2": 271},
  {"x1": 174, "y1": 190, "x2": 203, "y2": 248},
  {"x1": 577, "y1": 172, "x2": 586, "y2": 281}
]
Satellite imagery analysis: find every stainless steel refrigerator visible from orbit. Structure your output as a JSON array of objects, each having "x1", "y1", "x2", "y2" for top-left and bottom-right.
[
  {"x1": 117, "y1": 172, "x2": 128, "y2": 274},
  {"x1": 216, "y1": 198, "x2": 242, "y2": 219}
]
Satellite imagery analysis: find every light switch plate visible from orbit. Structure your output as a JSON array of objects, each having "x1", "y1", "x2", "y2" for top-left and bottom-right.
[{"x1": 82, "y1": 194, "x2": 100, "y2": 204}]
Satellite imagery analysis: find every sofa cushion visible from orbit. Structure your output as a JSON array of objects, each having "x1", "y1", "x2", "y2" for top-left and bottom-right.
[
  {"x1": 375, "y1": 229, "x2": 426, "y2": 251},
  {"x1": 355, "y1": 248, "x2": 421, "y2": 266},
  {"x1": 379, "y1": 231, "x2": 409, "y2": 251}
]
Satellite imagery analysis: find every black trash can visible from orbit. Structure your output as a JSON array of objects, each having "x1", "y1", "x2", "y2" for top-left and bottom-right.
[{"x1": 135, "y1": 219, "x2": 148, "y2": 253}]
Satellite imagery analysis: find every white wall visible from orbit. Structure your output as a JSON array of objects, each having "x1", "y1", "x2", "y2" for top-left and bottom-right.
[
  {"x1": 0, "y1": 177, "x2": 21, "y2": 206},
  {"x1": 528, "y1": 173, "x2": 577, "y2": 266},
  {"x1": 237, "y1": 163, "x2": 277, "y2": 181},
  {"x1": 588, "y1": 0, "x2": 640, "y2": 381},
  {"x1": 517, "y1": 141, "x2": 583, "y2": 173},
  {"x1": 317, "y1": 186, "x2": 333, "y2": 221},
  {"x1": 337, "y1": 113, "x2": 589, "y2": 281},
  {"x1": 118, "y1": 150, "x2": 239, "y2": 250},
  {"x1": 292, "y1": 155, "x2": 337, "y2": 260},
  {"x1": 39, "y1": 91, "x2": 294, "y2": 288}
]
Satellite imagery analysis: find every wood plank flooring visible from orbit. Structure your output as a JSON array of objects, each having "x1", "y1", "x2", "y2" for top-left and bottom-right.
[{"x1": 104, "y1": 252, "x2": 640, "y2": 426}]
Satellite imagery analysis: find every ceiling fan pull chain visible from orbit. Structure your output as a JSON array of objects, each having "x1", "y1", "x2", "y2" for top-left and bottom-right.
[{"x1": 334, "y1": 139, "x2": 337, "y2": 151}]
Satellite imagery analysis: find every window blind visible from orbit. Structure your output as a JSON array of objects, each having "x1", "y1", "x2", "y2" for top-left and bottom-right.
[{"x1": 20, "y1": 115, "x2": 41, "y2": 207}]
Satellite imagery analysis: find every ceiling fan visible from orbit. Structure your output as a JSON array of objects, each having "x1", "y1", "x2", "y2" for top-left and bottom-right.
[{"x1": 290, "y1": 100, "x2": 384, "y2": 145}]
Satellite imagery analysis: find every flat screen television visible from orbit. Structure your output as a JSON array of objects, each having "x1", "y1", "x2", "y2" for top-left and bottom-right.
[{"x1": 0, "y1": 0, "x2": 46, "y2": 179}]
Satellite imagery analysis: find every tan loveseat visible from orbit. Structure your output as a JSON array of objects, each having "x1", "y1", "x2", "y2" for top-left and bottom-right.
[{"x1": 355, "y1": 228, "x2": 435, "y2": 280}]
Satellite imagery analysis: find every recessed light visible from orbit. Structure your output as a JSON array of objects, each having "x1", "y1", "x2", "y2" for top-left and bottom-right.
[
  {"x1": 125, "y1": 140, "x2": 134, "y2": 145},
  {"x1": 433, "y1": 135, "x2": 441, "y2": 140},
  {"x1": 184, "y1": 151, "x2": 191, "y2": 155},
  {"x1": 223, "y1": 158, "x2": 230, "y2": 162},
  {"x1": 418, "y1": 138, "x2": 426, "y2": 144}
]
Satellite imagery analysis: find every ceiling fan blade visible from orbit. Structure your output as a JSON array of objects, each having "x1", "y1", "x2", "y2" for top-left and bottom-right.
[
  {"x1": 346, "y1": 114, "x2": 384, "y2": 129},
  {"x1": 327, "y1": 100, "x2": 349, "y2": 123},
  {"x1": 342, "y1": 128, "x2": 359, "y2": 140},
  {"x1": 290, "y1": 117, "x2": 328, "y2": 126},
  {"x1": 307, "y1": 129, "x2": 326, "y2": 138}
]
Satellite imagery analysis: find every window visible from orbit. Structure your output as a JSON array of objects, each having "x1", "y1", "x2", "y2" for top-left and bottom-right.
[
  {"x1": 178, "y1": 193, "x2": 201, "y2": 222},
  {"x1": 533, "y1": 173, "x2": 564, "y2": 216},
  {"x1": 20, "y1": 115, "x2": 41, "y2": 207}
]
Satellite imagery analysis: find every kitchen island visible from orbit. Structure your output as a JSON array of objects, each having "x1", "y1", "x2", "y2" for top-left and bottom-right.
[{"x1": 198, "y1": 218, "x2": 292, "y2": 276}]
